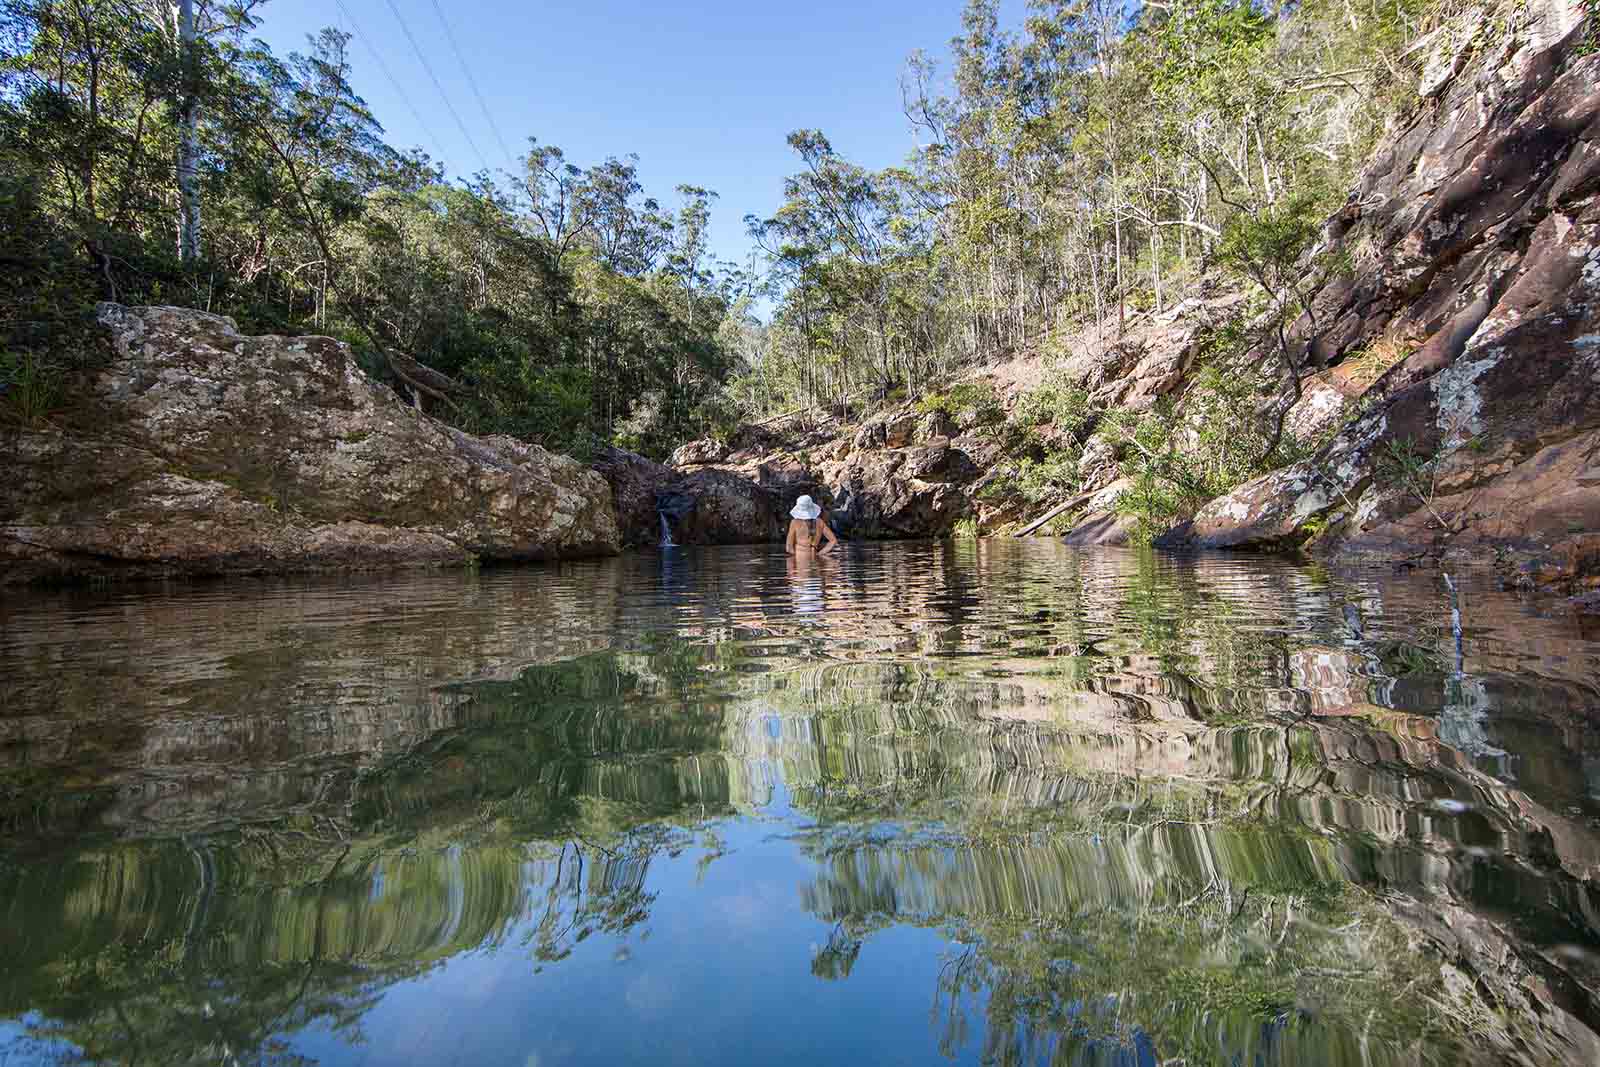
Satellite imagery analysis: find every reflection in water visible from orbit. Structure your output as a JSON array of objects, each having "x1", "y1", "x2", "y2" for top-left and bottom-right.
[{"x1": 2, "y1": 543, "x2": 1599, "y2": 1065}]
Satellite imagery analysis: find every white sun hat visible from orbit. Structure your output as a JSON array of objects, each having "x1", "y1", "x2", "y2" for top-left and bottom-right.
[{"x1": 791, "y1": 495, "x2": 822, "y2": 520}]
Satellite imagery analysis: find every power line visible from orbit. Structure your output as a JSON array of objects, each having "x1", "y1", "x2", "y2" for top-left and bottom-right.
[
  {"x1": 379, "y1": 0, "x2": 491, "y2": 174},
  {"x1": 332, "y1": 0, "x2": 448, "y2": 164},
  {"x1": 427, "y1": 0, "x2": 518, "y2": 171}
]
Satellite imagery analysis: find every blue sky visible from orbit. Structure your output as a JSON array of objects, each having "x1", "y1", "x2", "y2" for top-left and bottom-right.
[{"x1": 252, "y1": 0, "x2": 1022, "y2": 272}]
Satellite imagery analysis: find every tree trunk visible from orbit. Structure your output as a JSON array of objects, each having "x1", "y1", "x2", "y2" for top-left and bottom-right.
[
  {"x1": 1149, "y1": 225, "x2": 1161, "y2": 314},
  {"x1": 176, "y1": 0, "x2": 201, "y2": 261}
]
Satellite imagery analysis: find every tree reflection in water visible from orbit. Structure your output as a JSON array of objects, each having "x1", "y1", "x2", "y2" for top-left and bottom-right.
[{"x1": 2, "y1": 544, "x2": 1598, "y2": 1065}]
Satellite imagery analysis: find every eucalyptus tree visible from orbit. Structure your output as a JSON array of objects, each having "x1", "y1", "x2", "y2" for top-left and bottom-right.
[{"x1": 228, "y1": 28, "x2": 392, "y2": 327}]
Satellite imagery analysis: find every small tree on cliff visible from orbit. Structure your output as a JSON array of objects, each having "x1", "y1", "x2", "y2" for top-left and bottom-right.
[{"x1": 1214, "y1": 189, "x2": 1327, "y2": 463}]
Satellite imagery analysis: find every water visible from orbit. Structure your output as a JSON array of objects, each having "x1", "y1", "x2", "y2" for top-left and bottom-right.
[
  {"x1": 659, "y1": 511, "x2": 677, "y2": 548},
  {"x1": 2, "y1": 542, "x2": 1598, "y2": 1066}
]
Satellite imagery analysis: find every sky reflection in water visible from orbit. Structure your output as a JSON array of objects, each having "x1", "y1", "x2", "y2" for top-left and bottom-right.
[{"x1": 2, "y1": 542, "x2": 1599, "y2": 1066}]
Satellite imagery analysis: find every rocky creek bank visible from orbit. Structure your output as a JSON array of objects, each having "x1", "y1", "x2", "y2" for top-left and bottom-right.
[
  {"x1": 610, "y1": 1, "x2": 1600, "y2": 602},
  {"x1": 1, "y1": 304, "x2": 621, "y2": 584}
]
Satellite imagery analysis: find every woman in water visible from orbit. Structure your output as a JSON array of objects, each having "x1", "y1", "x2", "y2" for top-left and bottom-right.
[{"x1": 785, "y1": 495, "x2": 838, "y2": 555}]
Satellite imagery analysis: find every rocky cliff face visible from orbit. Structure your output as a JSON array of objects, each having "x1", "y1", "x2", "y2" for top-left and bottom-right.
[
  {"x1": 1163, "y1": 2, "x2": 1599, "y2": 581},
  {"x1": 1, "y1": 304, "x2": 620, "y2": 582},
  {"x1": 594, "y1": 445, "x2": 824, "y2": 546}
]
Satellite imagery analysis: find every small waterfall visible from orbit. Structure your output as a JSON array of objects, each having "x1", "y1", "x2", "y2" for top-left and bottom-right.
[{"x1": 658, "y1": 511, "x2": 677, "y2": 548}]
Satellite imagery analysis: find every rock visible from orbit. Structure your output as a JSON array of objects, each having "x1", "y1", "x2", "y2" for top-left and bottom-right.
[
  {"x1": 1063, "y1": 512, "x2": 1136, "y2": 546},
  {"x1": 826, "y1": 448, "x2": 971, "y2": 539},
  {"x1": 1077, "y1": 433, "x2": 1121, "y2": 490},
  {"x1": 1283, "y1": 379, "x2": 1350, "y2": 442},
  {"x1": 917, "y1": 409, "x2": 957, "y2": 441},
  {"x1": 853, "y1": 419, "x2": 887, "y2": 452},
  {"x1": 883, "y1": 412, "x2": 917, "y2": 449},
  {"x1": 670, "y1": 438, "x2": 729, "y2": 466},
  {"x1": 1062, "y1": 477, "x2": 1135, "y2": 546},
  {"x1": 1166, "y1": 464, "x2": 1326, "y2": 549},
  {"x1": 904, "y1": 440, "x2": 980, "y2": 483},
  {"x1": 1417, "y1": 7, "x2": 1487, "y2": 99},
  {"x1": 594, "y1": 445, "x2": 824, "y2": 546},
  {"x1": 663, "y1": 467, "x2": 803, "y2": 544},
  {"x1": 593, "y1": 447, "x2": 677, "y2": 547},
  {"x1": 1122, "y1": 329, "x2": 1200, "y2": 410},
  {"x1": 1, "y1": 305, "x2": 619, "y2": 583}
]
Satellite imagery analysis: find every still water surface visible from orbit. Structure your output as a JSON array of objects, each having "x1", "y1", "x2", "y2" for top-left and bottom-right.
[{"x1": 2, "y1": 542, "x2": 1599, "y2": 1066}]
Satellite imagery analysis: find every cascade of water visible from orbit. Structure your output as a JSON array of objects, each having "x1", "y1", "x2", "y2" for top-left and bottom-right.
[{"x1": 658, "y1": 511, "x2": 677, "y2": 548}]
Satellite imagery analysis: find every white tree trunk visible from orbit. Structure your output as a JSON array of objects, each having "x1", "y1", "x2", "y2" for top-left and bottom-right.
[{"x1": 176, "y1": 0, "x2": 201, "y2": 261}]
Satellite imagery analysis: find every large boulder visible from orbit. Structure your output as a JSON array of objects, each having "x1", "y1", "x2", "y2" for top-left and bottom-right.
[
  {"x1": 1, "y1": 304, "x2": 620, "y2": 582},
  {"x1": 663, "y1": 468, "x2": 800, "y2": 544},
  {"x1": 592, "y1": 446, "x2": 678, "y2": 547},
  {"x1": 1061, "y1": 478, "x2": 1136, "y2": 546},
  {"x1": 822, "y1": 449, "x2": 972, "y2": 539},
  {"x1": 669, "y1": 438, "x2": 728, "y2": 467},
  {"x1": 882, "y1": 412, "x2": 918, "y2": 448}
]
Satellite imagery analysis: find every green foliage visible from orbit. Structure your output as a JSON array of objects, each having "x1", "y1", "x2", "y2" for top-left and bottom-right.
[
  {"x1": 1375, "y1": 435, "x2": 1457, "y2": 531},
  {"x1": 1013, "y1": 374, "x2": 1092, "y2": 436},
  {"x1": 1578, "y1": 0, "x2": 1599, "y2": 57},
  {"x1": 0, "y1": 145, "x2": 100, "y2": 422},
  {"x1": 1110, "y1": 342, "x2": 1316, "y2": 543},
  {"x1": 969, "y1": 373, "x2": 1096, "y2": 510},
  {"x1": 916, "y1": 380, "x2": 1005, "y2": 432},
  {"x1": 0, "y1": 2, "x2": 739, "y2": 460},
  {"x1": 1376, "y1": 436, "x2": 1434, "y2": 491},
  {"x1": 1110, "y1": 401, "x2": 1199, "y2": 543},
  {"x1": 1216, "y1": 190, "x2": 1329, "y2": 296},
  {"x1": 982, "y1": 448, "x2": 1082, "y2": 508},
  {"x1": 742, "y1": 0, "x2": 1433, "y2": 424},
  {"x1": 0, "y1": 349, "x2": 62, "y2": 424},
  {"x1": 0, "y1": 0, "x2": 1449, "y2": 461}
]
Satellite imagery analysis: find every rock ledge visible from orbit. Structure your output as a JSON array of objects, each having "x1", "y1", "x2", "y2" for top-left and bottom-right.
[{"x1": 1, "y1": 304, "x2": 620, "y2": 583}]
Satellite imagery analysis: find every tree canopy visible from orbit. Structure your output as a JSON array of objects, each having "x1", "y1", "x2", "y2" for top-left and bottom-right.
[{"x1": 2, "y1": 0, "x2": 1438, "y2": 459}]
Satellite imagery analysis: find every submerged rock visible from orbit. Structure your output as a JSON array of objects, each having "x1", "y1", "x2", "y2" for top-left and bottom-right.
[{"x1": 1, "y1": 304, "x2": 620, "y2": 582}]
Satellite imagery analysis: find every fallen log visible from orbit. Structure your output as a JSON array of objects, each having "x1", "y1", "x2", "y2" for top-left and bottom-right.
[
  {"x1": 386, "y1": 349, "x2": 461, "y2": 412},
  {"x1": 1013, "y1": 489, "x2": 1097, "y2": 538}
]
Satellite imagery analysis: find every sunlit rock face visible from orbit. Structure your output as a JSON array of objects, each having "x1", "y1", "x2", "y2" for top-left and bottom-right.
[
  {"x1": 1168, "y1": 3, "x2": 1600, "y2": 569},
  {"x1": 0, "y1": 304, "x2": 620, "y2": 582}
]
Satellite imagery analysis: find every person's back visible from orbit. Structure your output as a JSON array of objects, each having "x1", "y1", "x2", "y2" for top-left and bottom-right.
[{"x1": 785, "y1": 495, "x2": 837, "y2": 554}]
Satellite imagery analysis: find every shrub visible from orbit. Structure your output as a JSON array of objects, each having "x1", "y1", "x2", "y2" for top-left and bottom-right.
[
  {"x1": 461, "y1": 357, "x2": 600, "y2": 457},
  {"x1": 1014, "y1": 374, "x2": 1093, "y2": 437},
  {"x1": 0, "y1": 349, "x2": 63, "y2": 425},
  {"x1": 1376, "y1": 435, "x2": 1456, "y2": 531},
  {"x1": 1107, "y1": 358, "x2": 1318, "y2": 543},
  {"x1": 916, "y1": 380, "x2": 1005, "y2": 434}
]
